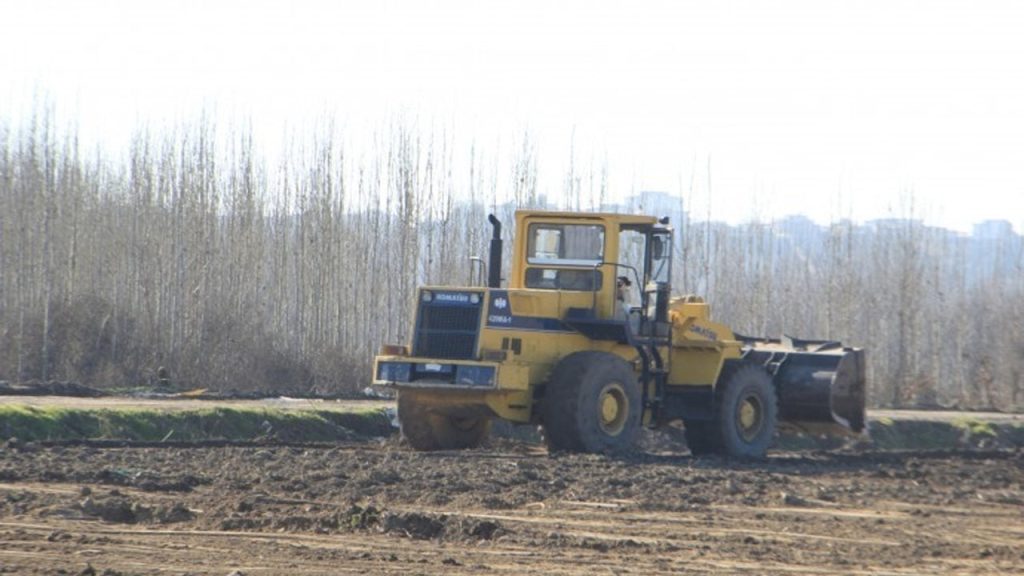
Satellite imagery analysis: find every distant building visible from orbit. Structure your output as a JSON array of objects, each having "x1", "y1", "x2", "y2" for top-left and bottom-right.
[
  {"x1": 612, "y1": 191, "x2": 685, "y2": 226},
  {"x1": 777, "y1": 215, "x2": 820, "y2": 237},
  {"x1": 972, "y1": 220, "x2": 1016, "y2": 239}
]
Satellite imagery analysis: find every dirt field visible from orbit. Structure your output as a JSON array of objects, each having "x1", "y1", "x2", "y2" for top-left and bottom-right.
[{"x1": 0, "y1": 434, "x2": 1021, "y2": 575}]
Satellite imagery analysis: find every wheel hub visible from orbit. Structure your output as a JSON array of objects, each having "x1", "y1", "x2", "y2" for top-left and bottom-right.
[
  {"x1": 598, "y1": 383, "x2": 628, "y2": 435},
  {"x1": 737, "y1": 395, "x2": 763, "y2": 441}
]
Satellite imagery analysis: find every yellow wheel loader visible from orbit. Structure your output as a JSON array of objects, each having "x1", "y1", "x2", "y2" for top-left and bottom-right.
[{"x1": 374, "y1": 210, "x2": 865, "y2": 457}]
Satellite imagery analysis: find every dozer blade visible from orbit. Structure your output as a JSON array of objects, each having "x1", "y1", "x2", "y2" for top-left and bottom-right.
[{"x1": 741, "y1": 336, "x2": 866, "y2": 435}]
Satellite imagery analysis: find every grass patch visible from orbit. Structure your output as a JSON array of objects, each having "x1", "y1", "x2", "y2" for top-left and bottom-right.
[
  {"x1": 0, "y1": 404, "x2": 392, "y2": 443},
  {"x1": 774, "y1": 416, "x2": 1023, "y2": 451},
  {"x1": 868, "y1": 417, "x2": 1021, "y2": 450},
  {"x1": 951, "y1": 417, "x2": 997, "y2": 438},
  {"x1": 868, "y1": 419, "x2": 963, "y2": 450}
]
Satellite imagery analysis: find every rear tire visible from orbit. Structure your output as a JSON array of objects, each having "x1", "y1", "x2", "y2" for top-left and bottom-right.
[
  {"x1": 398, "y1": 392, "x2": 491, "y2": 451},
  {"x1": 714, "y1": 362, "x2": 777, "y2": 458},
  {"x1": 542, "y1": 351, "x2": 641, "y2": 453}
]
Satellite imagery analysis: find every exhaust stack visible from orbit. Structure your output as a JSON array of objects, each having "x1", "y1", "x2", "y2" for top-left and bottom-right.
[{"x1": 487, "y1": 214, "x2": 502, "y2": 288}]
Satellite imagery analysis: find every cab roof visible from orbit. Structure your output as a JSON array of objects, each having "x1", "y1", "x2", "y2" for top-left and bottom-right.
[{"x1": 515, "y1": 209, "x2": 662, "y2": 227}]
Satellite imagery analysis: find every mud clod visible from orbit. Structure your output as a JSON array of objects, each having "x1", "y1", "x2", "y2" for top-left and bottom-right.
[
  {"x1": 47, "y1": 530, "x2": 72, "y2": 542},
  {"x1": 467, "y1": 519, "x2": 503, "y2": 540},
  {"x1": 383, "y1": 511, "x2": 447, "y2": 540},
  {"x1": 780, "y1": 492, "x2": 809, "y2": 506},
  {"x1": 346, "y1": 504, "x2": 382, "y2": 529},
  {"x1": 78, "y1": 495, "x2": 193, "y2": 524},
  {"x1": 79, "y1": 496, "x2": 136, "y2": 523}
]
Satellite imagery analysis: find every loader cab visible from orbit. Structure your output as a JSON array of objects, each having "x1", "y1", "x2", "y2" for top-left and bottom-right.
[{"x1": 509, "y1": 210, "x2": 672, "y2": 327}]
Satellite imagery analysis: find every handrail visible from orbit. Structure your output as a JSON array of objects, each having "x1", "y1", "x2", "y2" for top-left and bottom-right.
[
  {"x1": 469, "y1": 256, "x2": 488, "y2": 287},
  {"x1": 587, "y1": 260, "x2": 642, "y2": 317}
]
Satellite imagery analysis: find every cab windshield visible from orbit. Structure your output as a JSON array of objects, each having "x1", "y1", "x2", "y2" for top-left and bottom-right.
[
  {"x1": 526, "y1": 223, "x2": 604, "y2": 266},
  {"x1": 525, "y1": 223, "x2": 605, "y2": 291}
]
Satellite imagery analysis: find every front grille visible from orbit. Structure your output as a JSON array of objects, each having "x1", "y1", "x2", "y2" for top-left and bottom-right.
[{"x1": 412, "y1": 292, "x2": 483, "y2": 360}]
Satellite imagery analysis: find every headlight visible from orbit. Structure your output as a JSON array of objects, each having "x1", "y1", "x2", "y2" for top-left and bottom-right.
[
  {"x1": 377, "y1": 362, "x2": 411, "y2": 382},
  {"x1": 421, "y1": 290, "x2": 433, "y2": 302},
  {"x1": 455, "y1": 365, "x2": 496, "y2": 387}
]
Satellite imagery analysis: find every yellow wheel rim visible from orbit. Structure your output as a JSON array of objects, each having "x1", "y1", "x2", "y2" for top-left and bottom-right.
[
  {"x1": 737, "y1": 395, "x2": 763, "y2": 442},
  {"x1": 598, "y1": 383, "x2": 628, "y2": 436}
]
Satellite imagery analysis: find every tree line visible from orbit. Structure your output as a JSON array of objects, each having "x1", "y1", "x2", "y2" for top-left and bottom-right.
[{"x1": 1, "y1": 107, "x2": 1021, "y2": 410}]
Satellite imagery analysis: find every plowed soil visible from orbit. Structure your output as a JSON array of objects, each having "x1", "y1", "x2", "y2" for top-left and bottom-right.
[{"x1": 0, "y1": 437, "x2": 1021, "y2": 575}]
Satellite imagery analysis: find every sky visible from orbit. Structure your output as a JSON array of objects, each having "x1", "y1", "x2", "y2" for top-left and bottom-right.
[{"x1": 2, "y1": 0, "x2": 1023, "y2": 232}]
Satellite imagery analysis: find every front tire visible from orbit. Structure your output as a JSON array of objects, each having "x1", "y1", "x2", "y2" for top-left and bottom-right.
[
  {"x1": 714, "y1": 362, "x2": 778, "y2": 458},
  {"x1": 398, "y1": 392, "x2": 491, "y2": 451},
  {"x1": 541, "y1": 351, "x2": 641, "y2": 453}
]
